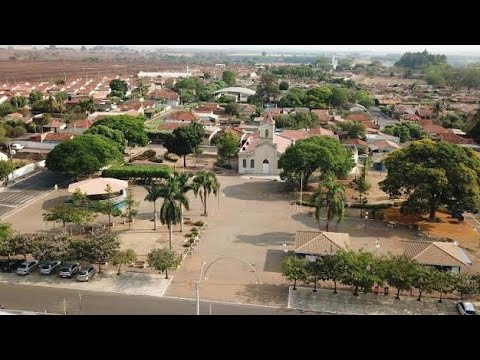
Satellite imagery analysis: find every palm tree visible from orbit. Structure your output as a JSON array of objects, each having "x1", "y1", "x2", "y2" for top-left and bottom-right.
[
  {"x1": 144, "y1": 183, "x2": 163, "y2": 230},
  {"x1": 158, "y1": 177, "x2": 189, "y2": 249},
  {"x1": 192, "y1": 171, "x2": 220, "y2": 216},
  {"x1": 311, "y1": 174, "x2": 346, "y2": 232},
  {"x1": 174, "y1": 172, "x2": 193, "y2": 232}
]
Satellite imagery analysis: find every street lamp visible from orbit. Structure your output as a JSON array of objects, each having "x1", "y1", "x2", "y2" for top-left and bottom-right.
[
  {"x1": 375, "y1": 237, "x2": 380, "y2": 255},
  {"x1": 364, "y1": 211, "x2": 369, "y2": 231}
]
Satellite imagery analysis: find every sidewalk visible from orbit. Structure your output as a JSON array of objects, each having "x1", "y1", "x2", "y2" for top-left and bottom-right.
[
  {"x1": 288, "y1": 286, "x2": 460, "y2": 315},
  {"x1": 0, "y1": 271, "x2": 172, "y2": 298}
]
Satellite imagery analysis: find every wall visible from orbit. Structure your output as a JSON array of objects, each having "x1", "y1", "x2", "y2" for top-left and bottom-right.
[
  {"x1": 238, "y1": 141, "x2": 280, "y2": 175},
  {"x1": 7, "y1": 160, "x2": 46, "y2": 183},
  {"x1": 9, "y1": 141, "x2": 56, "y2": 150}
]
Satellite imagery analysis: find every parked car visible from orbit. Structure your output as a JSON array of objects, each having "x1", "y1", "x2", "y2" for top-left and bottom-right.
[
  {"x1": 1, "y1": 259, "x2": 25, "y2": 273},
  {"x1": 11, "y1": 143, "x2": 24, "y2": 150},
  {"x1": 59, "y1": 263, "x2": 80, "y2": 278},
  {"x1": 39, "y1": 260, "x2": 62, "y2": 275},
  {"x1": 16, "y1": 260, "x2": 39, "y2": 275},
  {"x1": 76, "y1": 266, "x2": 96, "y2": 282},
  {"x1": 457, "y1": 301, "x2": 477, "y2": 315}
]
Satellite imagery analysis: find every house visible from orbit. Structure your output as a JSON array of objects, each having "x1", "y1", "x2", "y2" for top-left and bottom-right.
[
  {"x1": 402, "y1": 240, "x2": 472, "y2": 273},
  {"x1": 157, "y1": 123, "x2": 190, "y2": 132},
  {"x1": 311, "y1": 109, "x2": 334, "y2": 123},
  {"x1": 150, "y1": 88, "x2": 180, "y2": 106},
  {"x1": 43, "y1": 132, "x2": 75, "y2": 144},
  {"x1": 349, "y1": 104, "x2": 367, "y2": 112},
  {"x1": 294, "y1": 231, "x2": 350, "y2": 262},
  {"x1": 342, "y1": 138, "x2": 369, "y2": 152},
  {"x1": 238, "y1": 104, "x2": 257, "y2": 117},
  {"x1": 44, "y1": 119, "x2": 67, "y2": 133},
  {"x1": 415, "y1": 107, "x2": 434, "y2": 119},
  {"x1": 369, "y1": 140, "x2": 401, "y2": 154},
  {"x1": 420, "y1": 121, "x2": 451, "y2": 140},
  {"x1": 164, "y1": 110, "x2": 199, "y2": 124},
  {"x1": 438, "y1": 133, "x2": 475, "y2": 145},
  {"x1": 276, "y1": 128, "x2": 338, "y2": 143},
  {"x1": 70, "y1": 118, "x2": 93, "y2": 134}
]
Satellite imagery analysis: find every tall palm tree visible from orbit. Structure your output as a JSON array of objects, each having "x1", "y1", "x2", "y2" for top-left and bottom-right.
[
  {"x1": 158, "y1": 177, "x2": 189, "y2": 249},
  {"x1": 311, "y1": 174, "x2": 346, "y2": 232},
  {"x1": 144, "y1": 183, "x2": 163, "y2": 230},
  {"x1": 174, "y1": 172, "x2": 193, "y2": 232},
  {"x1": 192, "y1": 170, "x2": 220, "y2": 217}
]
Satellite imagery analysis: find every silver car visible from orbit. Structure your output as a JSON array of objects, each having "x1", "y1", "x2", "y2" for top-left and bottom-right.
[
  {"x1": 16, "y1": 260, "x2": 38, "y2": 275},
  {"x1": 457, "y1": 301, "x2": 477, "y2": 315},
  {"x1": 39, "y1": 260, "x2": 62, "y2": 275},
  {"x1": 76, "y1": 266, "x2": 96, "y2": 282},
  {"x1": 59, "y1": 263, "x2": 80, "y2": 278}
]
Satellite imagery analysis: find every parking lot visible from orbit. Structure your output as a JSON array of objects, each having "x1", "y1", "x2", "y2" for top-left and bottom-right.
[{"x1": 0, "y1": 170, "x2": 64, "y2": 219}]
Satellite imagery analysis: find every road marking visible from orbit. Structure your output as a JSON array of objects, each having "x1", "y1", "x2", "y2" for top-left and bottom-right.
[
  {"x1": 1, "y1": 189, "x2": 55, "y2": 221},
  {"x1": 0, "y1": 204, "x2": 16, "y2": 208},
  {"x1": 160, "y1": 276, "x2": 174, "y2": 297}
]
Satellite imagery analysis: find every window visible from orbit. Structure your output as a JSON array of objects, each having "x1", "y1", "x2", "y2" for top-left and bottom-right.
[
  {"x1": 250, "y1": 159, "x2": 255, "y2": 168},
  {"x1": 263, "y1": 159, "x2": 269, "y2": 164},
  {"x1": 265, "y1": 129, "x2": 269, "y2": 137},
  {"x1": 242, "y1": 159, "x2": 246, "y2": 168}
]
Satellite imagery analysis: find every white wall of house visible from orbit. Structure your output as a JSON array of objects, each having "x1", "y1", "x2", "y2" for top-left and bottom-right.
[
  {"x1": 7, "y1": 160, "x2": 45, "y2": 183},
  {"x1": 9, "y1": 141, "x2": 56, "y2": 150}
]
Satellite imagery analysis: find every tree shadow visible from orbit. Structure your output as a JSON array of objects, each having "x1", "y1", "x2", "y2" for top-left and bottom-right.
[
  {"x1": 235, "y1": 283, "x2": 288, "y2": 306},
  {"x1": 42, "y1": 195, "x2": 69, "y2": 210},
  {"x1": 222, "y1": 181, "x2": 291, "y2": 201},
  {"x1": 235, "y1": 232, "x2": 295, "y2": 247}
]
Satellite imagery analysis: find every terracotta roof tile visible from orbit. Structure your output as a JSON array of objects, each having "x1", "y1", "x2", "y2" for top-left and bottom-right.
[
  {"x1": 295, "y1": 231, "x2": 350, "y2": 256},
  {"x1": 166, "y1": 111, "x2": 199, "y2": 122},
  {"x1": 402, "y1": 240, "x2": 472, "y2": 267},
  {"x1": 44, "y1": 133, "x2": 74, "y2": 142}
]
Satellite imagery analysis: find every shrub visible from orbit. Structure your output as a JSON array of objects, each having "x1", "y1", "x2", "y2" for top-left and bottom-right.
[
  {"x1": 191, "y1": 227, "x2": 199, "y2": 235},
  {"x1": 184, "y1": 220, "x2": 193, "y2": 226},
  {"x1": 164, "y1": 152, "x2": 179, "y2": 162},
  {"x1": 103, "y1": 165, "x2": 172, "y2": 181},
  {"x1": 193, "y1": 221, "x2": 204, "y2": 227},
  {"x1": 150, "y1": 157, "x2": 164, "y2": 163}
]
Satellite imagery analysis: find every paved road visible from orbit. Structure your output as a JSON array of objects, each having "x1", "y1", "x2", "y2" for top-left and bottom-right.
[
  {"x1": 0, "y1": 283, "x2": 316, "y2": 315},
  {"x1": 0, "y1": 170, "x2": 64, "y2": 218},
  {"x1": 368, "y1": 107, "x2": 399, "y2": 131}
]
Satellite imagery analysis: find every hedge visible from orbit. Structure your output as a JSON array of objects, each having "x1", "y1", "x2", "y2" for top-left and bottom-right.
[{"x1": 102, "y1": 165, "x2": 172, "y2": 180}]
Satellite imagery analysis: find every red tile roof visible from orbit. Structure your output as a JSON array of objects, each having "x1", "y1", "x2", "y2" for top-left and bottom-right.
[
  {"x1": 345, "y1": 113, "x2": 371, "y2": 122},
  {"x1": 157, "y1": 123, "x2": 189, "y2": 132},
  {"x1": 166, "y1": 111, "x2": 199, "y2": 122},
  {"x1": 311, "y1": 109, "x2": 333, "y2": 122},
  {"x1": 71, "y1": 118, "x2": 93, "y2": 129},
  {"x1": 422, "y1": 124, "x2": 451, "y2": 135},
  {"x1": 150, "y1": 89, "x2": 179, "y2": 101},
  {"x1": 47, "y1": 119, "x2": 66, "y2": 128},
  {"x1": 44, "y1": 133, "x2": 74, "y2": 142},
  {"x1": 438, "y1": 133, "x2": 475, "y2": 145},
  {"x1": 342, "y1": 138, "x2": 369, "y2": 148}
]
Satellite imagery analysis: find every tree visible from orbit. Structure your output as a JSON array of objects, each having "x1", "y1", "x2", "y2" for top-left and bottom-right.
[
  {"x1": 29, "y1": 90, "x2": 44, "y2": 105},
  {"x1": 311, "y1": 174, "x2": 346, "y2": 231},
  {"x1": 68, "y1": 231, "x2": 120, "y2": 273},
  {"x1": 109, "y1": 79, "x2": 128, "y2": 98},
  {"x1": 164, "y1": 122, "x2": 205, "y2": 168},
  {"x1": 46, "y1": 134, "x2": 123, "y2": 179},
  {"x1": 122, "y1": 190, "x2": 138, "y2": 229},
  {"x1": 158, "y1": 175, "x2": 189, "y2": 249},
  {"x1": 383, "y1": 123, "x2": 426, "y2": 143},
  {"x1": 92, "y1": 115, "x2": 148, "y2": 146},
  {"x1": 383, "y1": 255, "x2": 418, "y2": 300},
  {"x1": 395, "y1": 50, "x2": 447, "y2": 69},
  {"x1": 0, "y1": 160, "x2": 16, "y2": 186},
  {"x1": 278, "y1": 88, "x2": 307, "y2": 108},
  {"x1": 92, "y1": 185, "x2": 122, "y2": 225},
  {"x1": 84, "y1": 125, "x2": 126, "y2": 152},
  {"x1": 279, "y1": 136, "x2": 354, "y2": 189},
  {"x1": 256, "y1": 74, "x2": 280, "y2": 103},
  {"x1": 144, "y1": 183, "x2": 163, "y2": 230},
  {"x1": 262, "y1": 51, "x2": 267, "y2": 57},
  {"x1": 275, "y1": 112, "x2": 321, "y2": 130},
  {"x1": 192, "y1": 170, "x2": 220, "y2": 216},
  {"x1": 133, "y1": 78, "x2": 149, "y2": 98},
  {"x1": 355, "y1": 156, "x2": 371, "y2": 214},
  {"x1": 147, "y1": 248, "x2": 180, "y2": 279},
  {"x1": 281, "y1": 255, "x2": 308, "y2": 290},
  {"x1": 412, "y1": 265, "x2": 438, "y2": 301},
  {"x1": 319, "y1": 254, "x2": 344, "y2": 293},
  {"x1": 173, "y1": 172, "x2": 193, "y2": 233},
  {"x1": 222, "y1": 70, "x2": 236, "y2": 87},
  {"x1": 10, "y1": 96, "x2": 27, "y2": 109},
  {"x1": 30, "y1": 234, "x2": 68, "y2": 263},
  {"x1": 279, "y1": 81, "x2": 289, "y2": 91},
  {"x1": 10, "y1": 233, "x2": 35, "y2": 260},
  {"x1": 0, "y1": 223, "x2": 14, "y2": 260},
  {"x1": 337, "y1": 250, "x2": 378, "y2": 296},
  {"x1": 0, "y1": 103, "x2": 14, "y2": 117},
  {"x1": 454, "y1": 273, "x2": 478, "y2": 300},
  {"x1": 337, "y1": 121, "x2": 367, "y2": 139},
  {"x1": 306, "y1": 86, "x2": 332, "y2": 109},
  {"x1": 112, "y1": 249, "x2": 137, "y2": 275},
  {"x1": 42, "y1": 204, "x2": 95, "y2": 231},
  {"x1": 355, "y1": 90, "x2": 374, "y2": 108},
  {"x1": 380, "y1": 140, "x2": 480, "y2": 220},
  {"x1": 432, "y1": 270, "x2": 455, "y2": 303},
  {"x1": 216, "y1": 132, "x2": 239, "y2": 166},
  {"x1": 225, "y1": 102, "x2": 240, "y2": 116}
]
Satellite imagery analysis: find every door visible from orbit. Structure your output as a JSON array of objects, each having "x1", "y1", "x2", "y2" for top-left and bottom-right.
[{"x1": 262, "y1": 159, "x2": 269, "y2": 174}]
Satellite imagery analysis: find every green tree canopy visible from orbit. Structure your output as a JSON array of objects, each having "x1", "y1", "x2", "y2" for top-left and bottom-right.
[
  {"x1": 29, "y1": 90, "x2": 44, "y2": 105},
  {"x1": 147, "y1": 248, "x2": 181, "y2": 279},
  {"x1": 192, "y1": 170, "x2": 220, "y2": 216},
  {"x1": 337, "y1": 121, "x2": 367, "y2": 139},
  {"x1": 109, "y1": 79, "x2": 128, "y2": 98},
  {"x1": 112, "y1": 249, "x2": 137, "y2": 275},
  {"x1": 85, "y1": 124, "x2": 126, "y2": 152},
  {"x1": 279, "y1": 136, "x2": 354, "y2": 188},
  {"x1": 281, "y1": 255, "x2": 309, "y2": 290},
  {"x1": 275, "y1": 112, "x2": 320, "y2": 130},
  {"x1": 222, "y1": 70, "x2": 236, "y2": 86},
  {"x1": 311, "y1": 174, "x2": 347, "y2": 232},
  {"x1": 279, "y1": 81, "x2": 289, "y2": 91},
  {"x1": 164, "y1": 122, "x2": 205, "y2": 167},
  {"x1": 278, "y1": 88, "x2": 307, "y2": 108},
  {"x1": 216, "y1": 132, "x2": 239, "y2": 166},
  {"x1": 383, "y1": 123, "x2": 426, "y2": 143},
  {"x1": 0, "y1": 160, "x2": 16, "y2": 186},
  {"x1": 337, "y1": 251, "x2": 379, "y2": 296},
  {"x1": 255, "y1": 74, "x2": 280, "y2": 103},
  {"x1": 383, "y1": 255, "x2": 419, "y2": 300},
  {"x1": 395, "y1": 50, "x2": 447, "y2": 69},
  {"x1": 92, "y1": 115, "x2": 148, "y2": 146},
  {"x1": 45, "y1": 134, "x2": 123, "y2": 178},
  {"x1": 380, "y1": 139, "x2": 480, "y2": 219},
  {"x1": 10, "y1": 96, "x2": 27, "y2": 109},
  {"x1": 225, "y1": 102, "x2": 240, "y2": 116}
]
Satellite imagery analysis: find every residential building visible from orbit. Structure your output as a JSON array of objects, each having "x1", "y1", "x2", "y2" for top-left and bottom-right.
[{"x1": 294, "y1": 231, "x2": 350, "y2": 262}]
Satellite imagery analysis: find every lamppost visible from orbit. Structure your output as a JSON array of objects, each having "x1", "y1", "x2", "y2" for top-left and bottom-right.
[
  {"x1": 364, "y1": 211, "x2": 369, "y2": 231},
  {"x1": 194, "y1": 256, "x2": 262, "y2": 315},
  {"x1": 374, "y1": 237, "x2": 380, "y2": 255}
]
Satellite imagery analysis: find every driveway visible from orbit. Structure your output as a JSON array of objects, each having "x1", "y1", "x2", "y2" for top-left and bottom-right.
[{"x1": 0, "y1": 170, "x2": 64, "y2": 219}]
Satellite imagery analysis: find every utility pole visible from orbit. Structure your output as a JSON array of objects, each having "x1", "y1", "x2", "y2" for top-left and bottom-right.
[
  {"x1": 299, "y1": 171, "x2": 303, "y2": 213},
  {"x1": 195, "y1": 282, "x2": 200, "y2": 315},
  {"x1": 63, "y1": 298, "x2": 67, "y2": 315}
]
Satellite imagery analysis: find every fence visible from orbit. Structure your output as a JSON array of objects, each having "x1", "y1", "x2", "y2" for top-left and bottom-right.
[
  {"x1": 7, "y1": 160, "x2": 46, "y2": 183},
  {"x1": 10, "y1": 141, "x2": 56, "y2": 150}
]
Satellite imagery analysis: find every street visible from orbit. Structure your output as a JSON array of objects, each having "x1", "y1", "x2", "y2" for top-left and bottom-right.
[
  {"x1": 368, "y1": 107, "x2": 399, "y2": 130},
  {"x1": 0, "y1": 169, "x2": 64, "y2": 218},
  {"x1": 0, "y1": 283, "x2": 315, "y2": 315}
]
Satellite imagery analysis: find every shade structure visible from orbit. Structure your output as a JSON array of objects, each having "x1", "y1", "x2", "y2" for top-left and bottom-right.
[{"x1": 68, "y1": 178, "x2": 128, "y2": 196}]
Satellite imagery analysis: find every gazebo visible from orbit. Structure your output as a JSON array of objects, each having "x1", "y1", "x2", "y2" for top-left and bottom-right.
[{"x1": 68, "y1": 178, "x2": 128, "y2": 204}]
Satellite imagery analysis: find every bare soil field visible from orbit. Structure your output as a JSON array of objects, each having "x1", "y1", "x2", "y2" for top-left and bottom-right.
[{"x1": 354, "y1": 75, "x2": 426, "y2": 86}]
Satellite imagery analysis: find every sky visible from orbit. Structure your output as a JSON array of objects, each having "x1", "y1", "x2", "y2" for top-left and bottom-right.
[{"x1": 123, "y1": 45, "x2": 480, "y2": 55}]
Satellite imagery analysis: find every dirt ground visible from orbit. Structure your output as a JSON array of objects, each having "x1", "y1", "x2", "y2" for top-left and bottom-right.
[{"x1": 354, "y1": 75, "x2": 426, "y2": 86}]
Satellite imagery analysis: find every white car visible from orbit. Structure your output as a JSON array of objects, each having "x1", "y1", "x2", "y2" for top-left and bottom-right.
[
  {"x1": 16, "y1": 260, "x2": 38, "y2": 275},
  {"x1": 11, "y1": 143, "x2": 24, "y2": 150},
  {"x1": 39, "y1": 260, "x2": 62, "y2": 275},
  {"x1": 457, "y1": 301, "x2": 477, "y2": 315}
]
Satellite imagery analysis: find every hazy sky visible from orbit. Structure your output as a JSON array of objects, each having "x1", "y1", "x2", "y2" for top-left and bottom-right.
[{"x1": 125, "y1": 45, "x2": 480, "y2": 54}]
